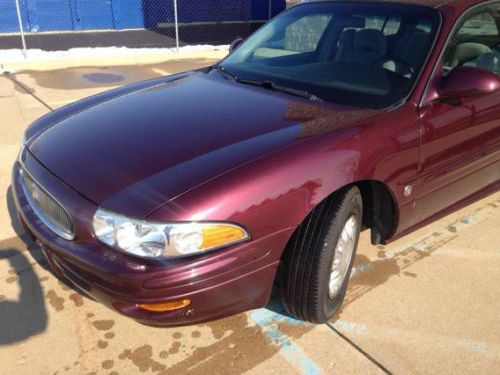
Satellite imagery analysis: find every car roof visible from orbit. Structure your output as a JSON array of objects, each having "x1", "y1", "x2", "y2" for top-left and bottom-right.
[{"x1": 302, "y1": 0, "x2": 488, "y2": 11}]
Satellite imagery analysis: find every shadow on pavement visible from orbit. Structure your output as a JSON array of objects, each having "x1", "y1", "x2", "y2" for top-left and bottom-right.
[
  {"x1": 6, "y1": 186, "x2": 50, "y2": 272},
  {"x1": 1, "y1": 187, "x2": 48, "y2": 344},
  {"x1": 0, "y1": 248, "x2": 47, "y2": 345},
  {"x1": 6, "y1": 186, "x2": 91, "y2": 297}
]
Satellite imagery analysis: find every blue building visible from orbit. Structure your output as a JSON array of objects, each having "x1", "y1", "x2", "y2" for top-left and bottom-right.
[{"x1": 0, "y1": 0, "x2": 284, "y2": 33}]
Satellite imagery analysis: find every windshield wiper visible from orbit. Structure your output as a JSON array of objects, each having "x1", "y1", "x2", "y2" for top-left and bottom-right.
[
  {"x1": 210, "y1": 65, "x2": 323, "y2": 102},
  {"x1": 236, "y1": 78, "x2": 323, "y2": 102}
]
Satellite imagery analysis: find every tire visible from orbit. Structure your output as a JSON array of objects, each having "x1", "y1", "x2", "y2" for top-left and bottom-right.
[{"x1": 280, "y1": 186, "x2": 363, "y2": 323}]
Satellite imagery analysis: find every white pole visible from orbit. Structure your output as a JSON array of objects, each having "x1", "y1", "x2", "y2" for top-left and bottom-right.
[
  {"x1": 14, "y1": 0, "x2": 27, "y2": 57},
  {"x1": 268, "y1": 0, "x2": 272, "y2": 20},
  {"x1": 173, "y1": 0, "x2": 180, "y2": 53}
]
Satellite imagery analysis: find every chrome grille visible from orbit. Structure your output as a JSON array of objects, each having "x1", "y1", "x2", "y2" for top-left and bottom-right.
[{"x1": 21, "y1": 170, "x2": 75, "y2": 240}]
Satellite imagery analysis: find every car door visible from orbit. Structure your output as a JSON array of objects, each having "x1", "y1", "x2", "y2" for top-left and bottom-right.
[{"x1": 415, "y1": 2, "x2": 500, "y2": 223}]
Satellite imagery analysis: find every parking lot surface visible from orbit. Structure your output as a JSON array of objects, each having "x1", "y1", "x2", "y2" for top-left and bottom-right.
[{"x1": 1, "y1": 52, "x2": 499, "y2": 374}]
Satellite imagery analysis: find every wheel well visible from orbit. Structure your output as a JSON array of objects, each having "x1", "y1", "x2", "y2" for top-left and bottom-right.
[
  {"x1": 286, "y1": 180, "x2": 397, "y2": 246},
  {"x1": 274, "y1": 181, "x2": 397, "y2": 289},
  {"x1": 355, "y1": 180, "x2": 398, "y2": 244}
]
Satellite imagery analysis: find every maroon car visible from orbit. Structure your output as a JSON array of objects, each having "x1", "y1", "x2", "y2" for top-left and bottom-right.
[{"x1": 12, "y1": 0, "x2": 500, "y2": 325}]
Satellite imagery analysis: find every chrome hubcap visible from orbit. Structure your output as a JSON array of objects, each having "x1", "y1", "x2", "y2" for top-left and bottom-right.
[{"x1": 328, "y1": 215, "x2": 357, "y2": 299}]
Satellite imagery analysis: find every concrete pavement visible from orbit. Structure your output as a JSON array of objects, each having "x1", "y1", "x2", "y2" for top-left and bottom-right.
[{"x1": 0, "y1": 53, "x2": 499, "y2": 374}]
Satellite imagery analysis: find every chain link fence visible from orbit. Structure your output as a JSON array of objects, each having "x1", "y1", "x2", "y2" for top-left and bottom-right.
[{"x1": 0, "y1": 0, "x2": 286, "y2": 55}]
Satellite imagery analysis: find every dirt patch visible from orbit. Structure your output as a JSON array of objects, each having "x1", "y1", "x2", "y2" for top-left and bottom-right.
[
  {"x1": 92, "y1": 320, "x2": 115, "y2": 331},
  {"x1": 5, "y1": 276, "x2": 18, "y2": 283},
  {"x1": 167, "y1": 342, "x2": 181, "y2": 355},
  {"x1": 69, "y1": 293, "x2": 84, "y2": 307},
  {"x1": 352, "y1": 255, "x2": 401, "y2": 287},
  {"x1": 191, "y1": 331, "x2": 201, "y2": 338},
  {"x1": 403, "y1": 271, "x2": 417, "y2": 278},
  {"x1": 101, "y1": 359, "x2": 114, "y2": 370},
  {"x1": 119, "y1": 345, "x2": 166, "y2": 372},
  {"x1": 46, "y1": 290, "x2": 65, "y2": 311},
  {"x1": 278, "y1": 320, "x2": 312, "y2": 340},
  {"x1": 157, "y1": 314, "x2": 282, "y2": 374},
  {"x1": 97, "y1": 340, "x2": 108, "y2": 349}
]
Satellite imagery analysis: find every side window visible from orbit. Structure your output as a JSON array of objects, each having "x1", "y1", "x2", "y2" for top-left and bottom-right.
[
  {"x1": 284, "y1": 15, "x2": 332, "y2": 52},
  {"x1": 443, "y1": 5, "x2": 500, "y2": 75},
  {"x1": 457, "y1": 11, "x2": 498, "y2": 36}
]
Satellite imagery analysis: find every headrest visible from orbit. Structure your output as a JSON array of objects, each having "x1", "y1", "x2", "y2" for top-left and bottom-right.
[
  {"x1": 452, "y1": 42, "x2": 491, "y2": 65},
  {"x1": 339, "y1": 29, "x2": 356, "y2": 44},
  {"x1": 353, "y1": 29, "x2": 387, "y2": 56}
]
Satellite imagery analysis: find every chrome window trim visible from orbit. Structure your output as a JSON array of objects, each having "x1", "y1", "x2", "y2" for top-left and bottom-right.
[
  {"x1": 419, "y1": 0, "x2": 500, "y2": 107},
  {"x1": 20, "y1": 168, "x2": 75, "y2": 241}
]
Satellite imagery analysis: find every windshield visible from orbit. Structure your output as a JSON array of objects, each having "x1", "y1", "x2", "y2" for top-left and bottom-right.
[{"x1": 220, "y1": 2, "x2": 439, "y2": 109}]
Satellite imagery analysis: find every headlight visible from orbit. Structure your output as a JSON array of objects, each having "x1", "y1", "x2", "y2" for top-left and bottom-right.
[{"x1": 92, "y1": 208, "x2": 250, "y2": 258}]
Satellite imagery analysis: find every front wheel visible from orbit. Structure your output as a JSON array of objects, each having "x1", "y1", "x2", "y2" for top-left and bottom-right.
[{"x1": 280, "y1": 186, "x2": 362, "y2": 323}]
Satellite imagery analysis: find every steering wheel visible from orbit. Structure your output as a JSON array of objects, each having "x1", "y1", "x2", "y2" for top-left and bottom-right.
[{"x1": 374, "y1": 56, "x2": 415, "y2": 76}]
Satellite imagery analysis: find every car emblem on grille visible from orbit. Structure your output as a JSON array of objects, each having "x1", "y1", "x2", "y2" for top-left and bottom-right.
[{"x1": 31, "y1": 182, "x2": 40, "y2": 201}]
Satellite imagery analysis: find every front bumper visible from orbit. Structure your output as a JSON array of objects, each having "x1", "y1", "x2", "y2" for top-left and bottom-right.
[{"x1": 12, "y1": 149, "x2": 292, "y2": 326}]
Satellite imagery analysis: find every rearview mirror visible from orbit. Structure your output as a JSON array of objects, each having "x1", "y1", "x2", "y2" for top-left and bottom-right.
[
  {"x1": 439, "y1": 66, "x2": 500, "y2": 99},
  {"x1": 229, "y1": 38, "x2": 244, "y2": 53}
]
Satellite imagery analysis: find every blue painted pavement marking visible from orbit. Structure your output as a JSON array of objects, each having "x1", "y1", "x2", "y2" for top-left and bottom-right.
[{"x1": 250, "y1": 303, "x2": 321, "y2": 375}]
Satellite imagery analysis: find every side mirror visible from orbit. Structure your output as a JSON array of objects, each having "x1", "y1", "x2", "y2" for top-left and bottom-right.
[
  {"x1": 439, "y1": 66, "x2": 500, "y2": 99},
  {"x1": 229, "y1": 37, "x2": 244, "y2": 53}
]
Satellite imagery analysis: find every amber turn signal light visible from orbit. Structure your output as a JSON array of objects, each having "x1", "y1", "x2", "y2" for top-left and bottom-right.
[
  {"x1": 138, "y1": 299, "x2": 191, "y2": 312},
  {"x1": 201, "y1": 224, "x2": 248, "y2": 250}
]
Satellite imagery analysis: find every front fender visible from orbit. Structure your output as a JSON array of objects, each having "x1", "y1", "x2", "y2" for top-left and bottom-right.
[
  {"x1": 148, "y1": 103, "x2": 420, "y2": 253},
  {"x1": 148, "y1": 127, "x2": 366, "y2": 240}
]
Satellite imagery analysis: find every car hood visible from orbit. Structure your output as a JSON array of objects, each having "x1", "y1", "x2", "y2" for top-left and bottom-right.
[{"x1": 29, "y1": 70, "x2": 380, "y2": 217}]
